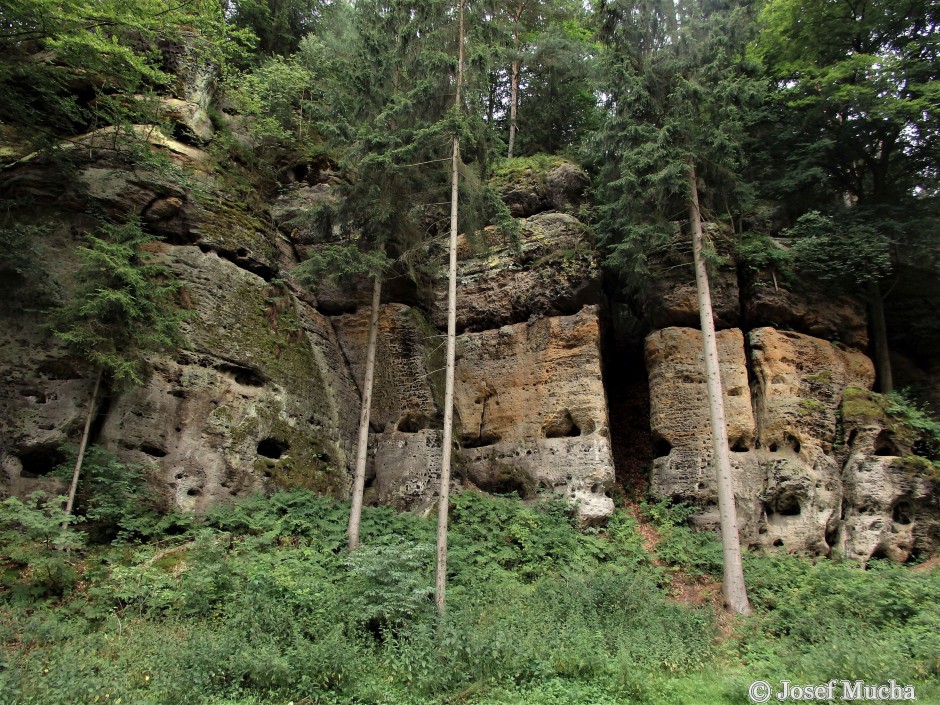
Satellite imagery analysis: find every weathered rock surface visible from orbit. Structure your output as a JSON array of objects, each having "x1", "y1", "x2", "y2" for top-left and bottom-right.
[
  {"x1": 333, "y1": 304, "x2": 443, "y2": 434},
  {"x1": 494, "y1": 160, "x2": 590, "y2": 218},
  {"x1": 452, "y1": 306, "x2": 615, "y2": 524},
  {"x1": 643, "y1": 325, "x2": 925, "y2": 557},
  {"x1": 0, "y1": 219, "x2": 95, "y2": 498},
  {"x1": 835, "y1": 388, "x2": 940, "y2": 561},
  {"x1": 157, "y1": 97, "x2": 214, "y2": 143},
  {"x1": 3, "y1": 118, "x2": 934, "y2": 560},
  {"x1": 749, "y1": 327, "x2": 874, "y2": 454},
  {"x1": 430, "y1": 212, "x2": 601, "y2": 333},
  {"x1": 646, "y1": 328, "x2": 755, "y2": 452},
  {"x1": 743, "y1": 277, "x2": 868, "y2": 350},
  {"x1": 98, "y1": 245, "x2": 360, "y2": 511},
  {"x1": 639, "y1": 264, "x2": 740, "y2": 330},
  {"x1": 338, "y1": 305, "x2": 615, "y2": 523}
]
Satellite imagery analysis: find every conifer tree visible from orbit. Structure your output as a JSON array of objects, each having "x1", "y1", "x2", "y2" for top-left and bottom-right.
[
  {"x1": 754, "y1": 0, "x2": 940, "y2": 392},
  {"x1": 291, "y1": 0, "x2": 457, "y2": 551},
  {"x1": 595, "y1": 0, "x2": 762, "y2": 614},
  {"x1": 436, "y1": 0, "x2": 466, "y2": 617},
  {"x1": 51, "y1": 219, "x2": 183, "y2": 528}
]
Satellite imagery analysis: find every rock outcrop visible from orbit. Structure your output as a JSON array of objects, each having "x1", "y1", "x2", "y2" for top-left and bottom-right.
[
  {"x1": 492, "y1": 159, "x2": 590, "y2": 218},
  {"x1": 1, "y1": 115, "x2": 935, "y2": 558},
  {"x1": 646, "y1": 324, "x2": 938, "y2": 559},
  {"x1": 99, "y1": 246, "x2": 360, "y2": 511},
  {"x1": 335, "y1": 304, "x2": 616, "y2": 523},
  {"x1": 430, "y1": 212, "x2": 601, "y2": 333},
  {"x1": 836, "y1": 388, "x2": 940, "y2": 562},
  {"x1": 453, "y1": 307, "x2": 615, "y2": 524}
]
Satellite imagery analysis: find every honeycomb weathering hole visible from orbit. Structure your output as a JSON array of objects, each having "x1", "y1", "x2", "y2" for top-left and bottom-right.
[
  {"x1": 397, "y1": 412, "x2": 430, "y2": 433},
  {"x1": 766, "y1": 494, "x2": 802, "y2": 517},
  {"x1": 218, "y1": 363, "x2": 265, "y2": 387},
  {"x1": 18, "y1": 444, "x2": 67, "y2": 478},
  {"x1": 257, "y1": 438, "x2": 289, "y2": 459},
  {"x1": 874, "y1": 430, "x2": 900, "y2": 457},
  {"x1": 892, "y1": 501, "x2": 913, "y2": 525},
  {"x1": 543, "y1": 410, "x2": 581, "y2": 438}
]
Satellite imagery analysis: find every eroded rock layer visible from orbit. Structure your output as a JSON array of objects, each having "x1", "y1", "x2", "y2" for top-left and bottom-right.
[
  {"x1": 453, "y1": 306, "x2": 615, "y2": 524},
  {"x1": 646, "y1": 325, "x2": 938, "y2": 559}
]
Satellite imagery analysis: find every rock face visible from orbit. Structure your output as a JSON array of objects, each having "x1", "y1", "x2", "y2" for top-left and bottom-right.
[
  {"x1": 335, "y1": 304, "x2": 616, "y2": 523},
  {"x1": 1, "y1": 121, "x2": 935, "y2": 558},
  {"x1": 453, "y1": 307, "x2": 615, "y2": 524},
  {"x1": 99, "y1": 246, "x2": 360, "y2": 511},
  {"x1": 430, "y1": 212, "x2": 601, "y2": 333},
  {"x1": 646, "y1": 324, "x2": 938, "y2": 559},
  {"x1": 493, "y1": 160, "x2": 590, "y2": 218},
  {"x1": 0, "y1": 133, "x2": 359, "y2": 512},
  {"x1": 836, "y1": 388, "x2": 940, "y2": 562},
  {"x1": 333, "y1": 304, "x2": 446, "y2": 511},
  {"x1": 640, "y1": 264, "x2": 741, "y2": 330},
  {"x1": 743, "y1": 278, "x2": 868, "y2": 350}
]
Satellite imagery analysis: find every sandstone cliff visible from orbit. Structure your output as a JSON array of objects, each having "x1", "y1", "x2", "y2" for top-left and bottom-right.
[{"x1": 1, "y1": 102, "x2": 937, "y2": 558}]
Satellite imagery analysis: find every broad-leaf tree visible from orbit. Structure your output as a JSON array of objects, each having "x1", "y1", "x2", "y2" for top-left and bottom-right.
[{"x1": 754, "y1": 0, "x2": 940, "y2": 391}]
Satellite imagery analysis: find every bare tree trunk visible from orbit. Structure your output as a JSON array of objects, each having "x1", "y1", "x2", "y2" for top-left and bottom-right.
[
  {"x1": 436, "y1": 0, "x2": 464, "y2": 618},
  {"x1": 348, "y1": 276, "x2": 383, "y2": 551},
  {"x1": 61, "y1": 367, "x2": 103, "y2": 532},
  {"x1": 688, "y1": 164, "x2": 751, "y2": 616},
  {"x1": 868, "y1": 281, "x2": 893, "y2": 393},
  {"x1": 507, "y1": 57, "x2": 519, "y2": 159}
]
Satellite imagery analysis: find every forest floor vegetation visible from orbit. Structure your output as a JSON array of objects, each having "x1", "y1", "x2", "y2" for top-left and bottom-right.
[{"x1": 1, "y1": 480, "x2": 938, "y2": 705}]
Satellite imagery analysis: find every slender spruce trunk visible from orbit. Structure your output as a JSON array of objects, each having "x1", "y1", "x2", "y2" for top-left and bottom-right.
[
  {"x1": 435, "y1": 0, "x2": 464, "y2": 617},
  {"x1": 868, "y1": 281, "x2": 893, "y2": 393},
  {"x1": 348, "y1": 276, "x2": 383, "y2": 550},
  {"x1": 508, "y1": 57, "x2": 519, "y2": 159},
  {"x1": 61, "y1": 367, "x2": 103, "y2": 533},
  {"x1": 688, "y1": 164, "x2": 751, "y2": 616}
]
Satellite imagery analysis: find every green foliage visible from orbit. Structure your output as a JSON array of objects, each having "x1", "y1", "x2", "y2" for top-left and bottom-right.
[
  {"x1": 61, "y1": 445, "x2": 173, "y2": 544},
  {"x1": 0, "y1": 493, "x2": 84, "y2": 599},
  {"x1": 514, "y1": 22, "x2": 601, "y2": 156},
  {"x1": 0, "y1": 0, "x2": 237, "y2": 149},
  {"x1": 227, "y1": 0, "x2": 338, "y2": 57},
  {"x1": 785, "y1": 210, "x2": 892, "y2": 287},
  {"x1": 755, "y1": 0, "x2": 940, "y2": 207},
  {"x1": 593, "y1": 0, "x2": 765, "y2": 283},
  {"x1": 886, "y1": 390, "x2": 940, "y2": 467},
  {"x1": 294, "y1": 243, "x2": 392, "y2": 288},
  {"x1": 742, "y1": 555, "x2": 940, "y2": 683},
  {"x1": 344, "y1": 539, "x2": 435, "y2": 633},
  {"x1": 490, "y1": 153, "x2": 566, "y2": 189},
  {"x1": 641, "y1": 499, "x2": 724, "y2": 578},
  {"x1": 1, "y1": 490, "x2": 938, "y2": 704},
  {"x1": 735, "y1": 231, "x2": 793, "y2": 277},
  {"x1": 0, "y1": 220, "x2": 55, "y2": 308},
  {"x1": 50, "y1": 218, "x2": 184, "y2": 386}
]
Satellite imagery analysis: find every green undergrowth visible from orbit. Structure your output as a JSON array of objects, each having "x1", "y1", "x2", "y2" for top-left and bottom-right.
[{"x1": 1, "y1": 491, "x2": 938, "y2": 705}]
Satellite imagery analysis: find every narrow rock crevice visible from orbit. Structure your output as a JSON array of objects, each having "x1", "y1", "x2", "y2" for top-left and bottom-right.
[{"x1": 599, "y1": 302, "x2": 655, "y2": 495}]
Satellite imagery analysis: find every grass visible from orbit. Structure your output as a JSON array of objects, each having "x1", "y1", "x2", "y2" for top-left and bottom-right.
[{"x1": 1, "y1": 490, "x2": 938, "y2": 705}]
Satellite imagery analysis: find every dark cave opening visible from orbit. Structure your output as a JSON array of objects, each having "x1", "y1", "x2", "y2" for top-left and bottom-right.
[
  {"x1": 599, "y1": 301, "x2": 655, "y2": 496},
  {"x1": 873, "y1": 430, "x2": 900, "y2": 456},
  {"x1": 543, "y1": 410, "x2": 581, "y2": 439},
  {"x1": 257, "y1": 437, "x2": 289, "y2": 459},
  {"x1": 17, "y1": 444, "x2": 67, "y2": 478}
]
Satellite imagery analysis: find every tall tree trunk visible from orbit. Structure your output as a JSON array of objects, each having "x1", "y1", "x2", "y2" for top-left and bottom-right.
[
  {"x1": 61, "y1": 367, "x2": 103, "y2": 532},
  {"x1": 348, "y1": 276, "x2": 383, "y2": 551},
  {"x1": 507, "y1": 57, "x2": 519, "y2": 159},
  {"x1": 436, "y1": 0, "x2": 464, "y2": 617},
  {"x1": 688, "y1": 164, "x2": 751, "y2": 616},
  {"x1": 868, "y1": 281, "x2": 893, "y2": 393}
]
